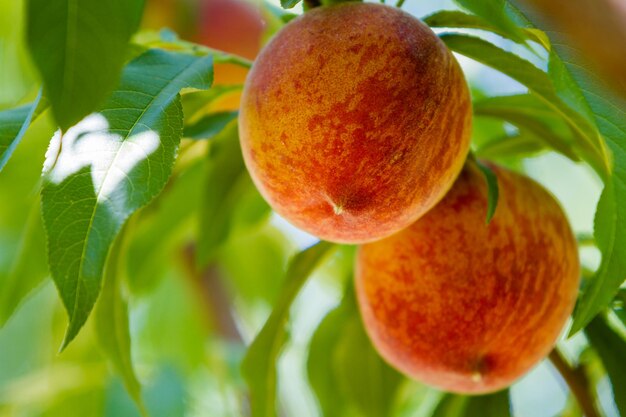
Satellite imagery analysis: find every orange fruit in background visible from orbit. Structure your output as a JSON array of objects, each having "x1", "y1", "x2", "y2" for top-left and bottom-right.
[
  {"x1": 239, "y1": 3, "x2": 472, "y2": 243},
  {"x1": 198, "y1": 0, "x2": 265, "y2": 112},
  {"x1": 356, "y1": 161, "x2": 580, "y2": 393}
]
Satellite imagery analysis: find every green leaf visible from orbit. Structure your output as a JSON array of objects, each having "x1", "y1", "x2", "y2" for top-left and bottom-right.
[
  {"x1": 0, "y1": 201, "x2": 48, "y2": 327},
  {"x1": 475, "y1": 132, "x2": 546, "y2": 160},
  {"x1": 508, "y1": 2, "x2": 626, "y2": 335},
  {"x1": 439, "y1": 33, "x2": 608, "y2": 175},
  {"x1": 126, "y1": 160, "x2": 205, "y2": 295},
  {"x1": 474, "y1": 159, "x2": 499, "y2": 224},
  {"x1": 473, "y1": 94, "x2": 580, "y2": 161},
  {"x1": 26, "y1": 0, "x2": 144, "y2": 131},
  {"x1": 183, "y1": 111, "x2": 238, "y2": 140},
  {"x1": 0, "y1": 90, "x2": 43, "y2": 172},
  {"x1": 308, "y1": 305, "x2": 347, "y2": 417},
  {"x1": 41, "y1": 49, "x2": 214, "y2": 348},
  {"x1": 433, "y1": 391, "x2": 511, "y2": 417},
  {"x1": 95, "y1": 228, "x2": 145, "y2": 415},
  {"x1": 308, "y1": 272, "x2": 402, "y2": 417},
  {"x1": 219, "y1": 226, "x2": 290, "y2": 304},
  {"x1": 242, "y1": 241, "x2": 335, "y2": 417},
  {"x1": 197, "y1": 123, "x2": 247, "y2": 266},
  {"x1": 584, "y1": 316, "x2": 626, "y2": 416},
  {"x1": 423, "y1": 10, "x2": 545, "y2": 46},
  {"x1": 453, "y1": 0, "x2": 525, "y2": 42},
  {"x1": 333, "y1": 307, "x2": 403, "y2": 417},
  {"x1": 281, "y1": 0, "x2": 302, "y2": 9}
]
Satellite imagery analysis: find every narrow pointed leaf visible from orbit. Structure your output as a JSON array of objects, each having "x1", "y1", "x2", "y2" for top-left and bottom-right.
[
  {"x1": 433, "y1": 390, "x2": 511, "y2": 417},
  {"x1": 423, "y1": 10, "x2": 546, "y2": 46},
  {"x1": 242, "y1": 241, "x2": 335, "y2": 417},
  {"x1": 41, "y1": 49, "x2": 214, "y2": 348},
  {"x1": 440, "y1": 33, "x2": 608, "y2": 175},
  {"x1": 475, "y1": 159, "x2": 499, "y2": 224},
  {"x1": 474, "y1": 94, "x2": 579, "y2": 161},
  {"x1": 507, "y1": 2, "x2": 626, "y2": 335},
  {"x1": 585, "y1": 316, "x2": 626, "y2": 415},
  {"x1": 95, "y1": 229, "x2": 145, "y2": 414},
  {"x1": 0, "y1": 202, "x2": 48, "y2": 327},
  {"x1": 453, "y1": 0, "x2": 525, "y2": 43},
  {"x1": 0, "y1": 90, "x2": 43, "y2": 172},
  {"x1": 26, "y1": 0, "x2": 144, "y2": 131}
]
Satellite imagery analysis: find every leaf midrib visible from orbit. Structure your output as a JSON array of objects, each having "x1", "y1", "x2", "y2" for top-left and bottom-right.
[{"x1": 68, "y1": 54, "x2": 210, "y2": 332}]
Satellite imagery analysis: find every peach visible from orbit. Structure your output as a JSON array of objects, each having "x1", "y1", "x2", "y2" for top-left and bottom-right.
[
  {"x1": 197, "y1": 0, "x2": 265, "y2": 111},
  {"x1": 355, "y1": 161, "x2": 580, "y2": 393},
  {"x1": 239, "y1": 3, "x2": 472, "y2": 243}
]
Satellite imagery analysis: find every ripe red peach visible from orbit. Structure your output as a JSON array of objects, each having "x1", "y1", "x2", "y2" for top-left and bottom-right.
[
  {"x1": 355, "y1": 161, "x2": 580, "y2": 393},
  {"x1": 239, "y1": 3, "x2": 472, "y2": 243}
]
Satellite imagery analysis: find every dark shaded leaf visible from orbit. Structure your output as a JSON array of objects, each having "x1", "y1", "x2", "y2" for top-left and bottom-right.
[
  {"x1": 585, "y1": 316, "x2": 626, "y2": 416},
  {"x1": 0, "y1": 202, "x2": 48, "y2": 327},
  {"x1": 433, "y1": 391, "x2": 511, "y2": 417},
  {"x1": 0, "y1": 90, "x2": 43, "y2": 172},
  {"x1": 26, "y1": 0, "x2": 144, "y2": 131},
  {"x1": 474, "y1": 159, "x2": 499, "y2": 224},
  {"x1": 197, "y1": 123, "x2": 247, "y2": 266}
]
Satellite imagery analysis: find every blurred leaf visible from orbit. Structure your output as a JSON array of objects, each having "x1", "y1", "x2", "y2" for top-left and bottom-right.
[
  {"x1": 94, "y1": 229, "x2": 144, "y2": 415},
  {"x1": 453, "y1": 0, "x2": 526, "y2": 42},
  {"x1": 184, "y1": 111, "x2": 238, "y2": 140},
  {"x1": 104, "y1": 368, "x2": 186, "y2": 417},
  {"x1": 134, "y1": 269, "x2": 207, "y2": 374},
  {"x1": 584, "y1": 316, "x2": 626, "y2": 416},
  {"x1": 197, "y1": 123, "x2": 247, "y2": 267},
  {"x1": 473, "y1": 94, "x2": 579, "y2": 161},
  {"x1": 0, "y1": 90, "x2": 43, "y2": 172},
  {"x1": 26, "y1": 0, "x2": 144, "y2": 131},
  {"x1": 440, "y1": 33, "x2": 608, "y2": 175},
  {"x1": 333, "y1": 301, "x2": 403, "y2": 417},
  {"x1": 423, "y1": 10, "x2": 544, "y2": 45},
  {"x1": 41, "y1": 49, "x2": 214, "y2": 349},
  {"x1": 126, "y1": 160, "x2": 205, "y2": 295},
  {"x1": 242, "y1": 241, "x2": 335, "y2": 417},
  {"x1": 474, "y1": 159, "x2": 499, "y2": 224},
  {"x1": 39, "y1": 387, "x2": 105, "y2": 417},
  {"x1": 476, "y1": 131, "x2": 546, "y2": 160},
  {"x1": 432, "y1": 395, "x2": 468, "y2": 417},
  {"x1": 308, "y1": 304, "x2": 346, "y2": 417},
  {"x1": 219, "y1": 225, "x2": 290, "y2": 304},
  {"x1": 0, "y1": 201, "x2": 48, "y2": 328},
  {"x1": 433, "y1": 391, "x2": 511, "y2": 417}
]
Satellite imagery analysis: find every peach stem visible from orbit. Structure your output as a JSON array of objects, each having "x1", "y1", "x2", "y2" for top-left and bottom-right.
[{"x1": 549, "y1": 348, "x2": 602, "y2": 417}]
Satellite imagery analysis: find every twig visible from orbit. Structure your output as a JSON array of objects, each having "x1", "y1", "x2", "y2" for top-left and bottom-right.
[
  {"x1": 180, "y1": 244, "x2": 243, "y2": 343},
  {"x1": 548, "y1": 348, "x2": 602, "y2": 417}
]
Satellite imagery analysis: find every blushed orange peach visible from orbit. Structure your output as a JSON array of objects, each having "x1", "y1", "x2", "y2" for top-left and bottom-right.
[
  {"x1": 356, "y1": 161, "x2": 580, "y2": 393},
  {"x1": 239, "y1": 3, "x2": 471, "y2": 243}
]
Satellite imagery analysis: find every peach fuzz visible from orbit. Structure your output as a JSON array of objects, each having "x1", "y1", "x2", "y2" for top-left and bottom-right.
[
  {"x1": 239, "y1": 3, "x2": 472, "y2": 243},
  {"x1": 356, "y1": 161, "x2": 580, "y2": 393}
]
